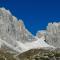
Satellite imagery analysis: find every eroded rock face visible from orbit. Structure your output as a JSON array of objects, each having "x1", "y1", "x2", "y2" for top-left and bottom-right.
[
  {"x1": 45, "y1": 22, "x2": 60, "y2": 48},
  {"x1": 0, "y1": 8, "x2": 34, "y2": 42},
  {"x1": 0, "y1": 8, "x2": 35, "y2": 53},
  {"x1": 36, "y1": 22, "x2": 60, "y2": 48}
]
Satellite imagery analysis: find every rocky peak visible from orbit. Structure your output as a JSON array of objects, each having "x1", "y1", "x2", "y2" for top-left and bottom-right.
[
  {"x1": 0, "y1": 8, "x2": 36, "y2": 53},
  {"x1": 46, "y1": 22, "x2": 60, "y2": 48},
  {"x1": 18, "y1": 20, "x2": 25, "y2": 32}
]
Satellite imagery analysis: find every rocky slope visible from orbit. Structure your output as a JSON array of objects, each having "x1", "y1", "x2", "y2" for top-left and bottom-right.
[
  {"x1": 0, "y1": 49, "x2": 16, "y2": 60},
  {"x1": 0, "y1": 7, "x2": 37, "y2": 53},
  {"x1": 17, "y1": 48, "x2": 60, "y2": 60},
  {"x1": 0, "y1": 48, "x2": 60, "y2": 60}
]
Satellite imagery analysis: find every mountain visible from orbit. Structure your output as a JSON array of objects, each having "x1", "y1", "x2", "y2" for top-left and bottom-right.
[
  {"x1": 0, "y1": 7, "x2": 37, "y2": 53},
  {"x1": 0, "y1": 7, "x2": 54, "y2": 54},
  {"x1": 45, "y1": 22, "x2": 60, "y2": 48},
  {"x1": 36, "y1": 22, "x2": 60, "y2": 48},
  {"x1": 0, "y1": 7, "x2": 60, "y2": 60},
  {"x1": 17, "y1": 48, "x2": 60, "y2": 60},
  {"x1": 0, "y1": 8, "x2": 35, "y2": 43}
]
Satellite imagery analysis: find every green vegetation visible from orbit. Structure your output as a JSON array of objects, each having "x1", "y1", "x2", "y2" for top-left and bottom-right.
[
  {"x1": 0, "y1": 49, "x2": 16, "y2": 60},
  {"x1": 18, "y1": 49, "x2": 60, "y2": 60},
  {"x1": 0, "y1": 48, "x2": 60, "y2": 60}
]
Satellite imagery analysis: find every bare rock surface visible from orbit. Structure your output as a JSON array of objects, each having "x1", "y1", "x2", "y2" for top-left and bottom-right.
[{"x1": 45, "y1": 22, "x2": 60, "y2": 48}]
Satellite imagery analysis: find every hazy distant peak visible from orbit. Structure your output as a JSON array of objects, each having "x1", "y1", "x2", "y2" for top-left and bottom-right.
[{"x1": 36, "y1": 30, "x2": 46, "y2": 40}]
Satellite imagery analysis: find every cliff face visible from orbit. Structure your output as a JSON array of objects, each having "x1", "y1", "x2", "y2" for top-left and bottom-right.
[
  {"x1": 0, "y1": 8, "x2": 34, "y2": 43},
  {"x1": 45, "y1": 22, "x2": 60, "y2": 48},
  {"x1": 0, "y1": 8, "x2": 35, "y2": 53},
  {"x1": 36, "y1": 22, "x2": 60, "y2": 48}
]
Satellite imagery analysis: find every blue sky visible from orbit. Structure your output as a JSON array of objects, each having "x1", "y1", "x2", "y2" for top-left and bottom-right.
[{"x1": 0, "y1": 0, "x2": 60, "y2": 35}]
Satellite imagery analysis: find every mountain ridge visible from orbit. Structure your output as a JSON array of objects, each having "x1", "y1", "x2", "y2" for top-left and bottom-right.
[{"x1": 0, "y1": 7, "x2": 54, "y2": 54}]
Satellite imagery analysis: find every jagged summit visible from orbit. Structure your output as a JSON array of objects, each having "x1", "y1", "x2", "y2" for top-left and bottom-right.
[
  {"x1": 45, "y1": 22, "x2": 60, "y2": 48},
  {"x1": 0, "y1": 7, "x2": 34, "y2": 42},
  {"x1": 36, "y1": 22, "x2": 60, "y2": 48},
  {"x1": 0, "y1": 7, "x2": 36, "y2": 53}
]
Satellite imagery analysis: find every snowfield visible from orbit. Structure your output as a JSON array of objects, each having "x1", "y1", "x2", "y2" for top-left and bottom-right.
[{"x1": 25, "y1": 36, "x2": 55, "y2": 49}]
